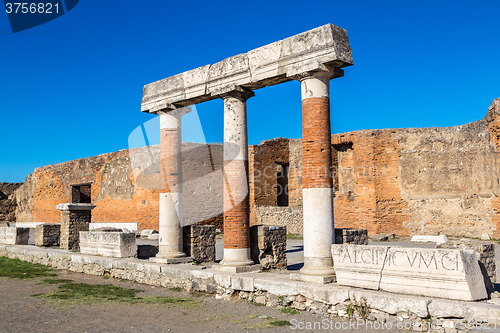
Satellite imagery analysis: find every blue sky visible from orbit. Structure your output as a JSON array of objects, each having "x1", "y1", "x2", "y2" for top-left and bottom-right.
[{"x1": 1, "y1": 0, "x2": 499, "y2": 182}]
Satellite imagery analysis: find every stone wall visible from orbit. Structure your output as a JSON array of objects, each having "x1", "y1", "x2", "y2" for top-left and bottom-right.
[
  {"x1": 11, "y1": 98, "x2": 500, "y2": 238},
  {"x1": 0, "y1": 182, "x2": 22, "y2": 222},
  {"x1": 183, "y1": 225, "x2": 216, "y2": 262},
  {"x1": 253, "y1": 206, "x2": 303, "y2": 234},
  {"x1": 35, "y1": 223, "x2": 60, "y2": 247},
  {"x1": 249, "y1": 98, "x2": 500, "y2": 238},
  {"x1": 14, "y1": 143, "x2": 224, "y2": 231}
]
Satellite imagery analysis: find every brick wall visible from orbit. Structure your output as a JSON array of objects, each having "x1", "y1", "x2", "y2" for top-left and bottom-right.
[
  {"x1": 13, "y1": 98, "x2": 500, "y2": 238},
  {"x1": 251, "y1": 98, "x2": 500, "y2": 238},
  {"x1": 486, "y1": 98, "x2": 500, "y2": 238},
  {"x1": 15, "y1": 143, "x2": 224, "y2": 232}
]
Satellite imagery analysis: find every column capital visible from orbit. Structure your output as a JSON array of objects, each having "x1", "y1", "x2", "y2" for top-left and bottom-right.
[
  {"x1": 219, "y1": 86, "x2": 255, "y2": 102},
  {"x1": 156, "y1": 106, "x2": 192, "y2": 118},
  {"x1": 293, "y1": 67, "x2": 344, "y2": 82},
  {"x1": 158, "y1": 106, "x2": 191, "y2": 129}
]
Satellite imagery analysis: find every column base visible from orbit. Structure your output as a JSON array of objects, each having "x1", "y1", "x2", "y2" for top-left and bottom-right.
[
  {"x1": 221, "y1": 248, "x2": 255, "y2": 267},
  {"x1": 290, "y1": 257, "x2": 336, "y2": 284},
  {"x1": 290, "y1": 273, "x2": 336, "y2": 284},
  {"x1": 212, "y1": 264, "x2": 262, "y2": 273},
  {"x1": 150, "y1": 251, "x2": 192, "y2": 264}
]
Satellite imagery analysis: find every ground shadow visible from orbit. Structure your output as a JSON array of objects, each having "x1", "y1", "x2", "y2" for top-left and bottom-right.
[{"x1": 285, "y1": 245, "x2": 303, "y2": 254}]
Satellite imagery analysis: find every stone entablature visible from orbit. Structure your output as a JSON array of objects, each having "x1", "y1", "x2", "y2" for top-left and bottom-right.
[
  {"x1": 332, "y1": 244, "x2": 488, "y2": 301},
  {"x1": 141, "y1": 24, "x2": 353, "y2": 113}
]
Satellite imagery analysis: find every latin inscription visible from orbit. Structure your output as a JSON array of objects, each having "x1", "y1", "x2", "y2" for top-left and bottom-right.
[{"x1": 333, "y1": 247, "x2": 461, "y2": 271}]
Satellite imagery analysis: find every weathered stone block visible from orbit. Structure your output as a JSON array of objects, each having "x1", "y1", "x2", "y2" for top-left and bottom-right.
[
  {"x1": 183, "y1": 225, "x2": 215, "y2": 262},
  {"x1": 79, "y1": 231, "x2": 137, "y2": 258},
  {"x1": 0, "y1": 226, "x2": 29, "y2": 245},
  {"x1": 334, "y1": 228, "x2": 368, "y2": 245},
  {"x1": 332, "y1": 244, "x2": 488, "y2": 301},
  {"x1": 35, "y1": 223, "x2": 60, "y2": 247},
  {"x1": 250, "y1": 225, "x2": 287, "y2": 270},
  {"x1": 411, "y1": 235, "x2": 448, "y2": 245},
  {"x1": 438, "y1": 239, "x2": 496, "y2": 291},
  {"x1": 137, "y1": 245, "x2": 159, "y2": 259}
]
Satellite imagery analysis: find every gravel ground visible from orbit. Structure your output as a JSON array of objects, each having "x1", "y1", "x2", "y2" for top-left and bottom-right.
[{"x1": 0, "y1": 269, "x2": 406, "y2": 333}]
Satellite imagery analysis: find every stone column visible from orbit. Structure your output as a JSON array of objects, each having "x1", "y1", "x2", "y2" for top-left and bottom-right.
[
  {"x1": 150, "y1": 107, "x2": 192, "y2": 264},
  {"x1": 291, "y1": 68, "x2": 343, "y2": 283},
  {"x1": 56, "y1": 203, "x2": 95, "y2": 251},
  {"x1": 214, "y1": 87, "x2": 261, "y2": 273}
]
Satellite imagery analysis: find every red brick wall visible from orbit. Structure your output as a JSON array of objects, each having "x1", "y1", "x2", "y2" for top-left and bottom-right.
[
  {"x1": 18, "y1": 144, "x2": 224, "y2": 231},
  {"x1": 487, "y1": 98, "x2": 500, "y2": 238},
  {"x1": 331, "y1": 132, "x2": 378, "y2": 234},
  {"x1": 16, "y1": 98, "x2": 500, "y2": 237}
]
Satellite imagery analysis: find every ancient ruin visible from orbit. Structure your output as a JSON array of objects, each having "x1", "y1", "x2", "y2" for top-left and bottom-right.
[
  {"x1": 1, "y1": 23, "x2": 500, "y2": 330},
  {"x1": 139, "y1": 23, "x2": 353, "y2": 279},
  {"x1": 332, "y1": 244, "x2": 488, "y2": 301},
  {"x1": 6, "y1": 99, "x2": 500, "y2": 241}
]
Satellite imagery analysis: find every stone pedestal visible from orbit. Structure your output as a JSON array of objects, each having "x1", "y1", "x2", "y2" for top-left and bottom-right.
[
  {"x1": 56, "y1": 203, "x2": 95, "y2": 251},
  {"x1": 0, "y1": 226, "x2": 29, "y2": 245},
  {"x1": 334, "y1": 228, "x2": 368, "y2": 245},
  {"x1": 183, "y1": 225, "x2": 216, "y2": 262},
  {"x1": 250, "y1": 225, "x2": 287, "y2": 270},
  {"x1": 35, "y1": 223, "x2": 61, "y2": 247},
  {"x1": 80, "y1": 231, "x2": 137, "y2": 258}
]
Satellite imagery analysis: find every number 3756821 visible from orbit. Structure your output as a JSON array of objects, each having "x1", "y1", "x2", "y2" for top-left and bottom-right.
[{"x1": 5, "y1": 3, "x2": 59, "y2": 14}]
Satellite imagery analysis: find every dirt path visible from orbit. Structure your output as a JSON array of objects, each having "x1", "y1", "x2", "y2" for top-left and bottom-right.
[
  {"x1": 0, "y1": 270, "x2": 306, "y2": 333},
  {"x1": 0, "y1": 268, "x2": 408, "y2": 333}
]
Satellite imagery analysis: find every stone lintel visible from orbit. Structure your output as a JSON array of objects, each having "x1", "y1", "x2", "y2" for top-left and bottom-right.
[
  {"x1": 141, "y1": 23, "x2": 353, "y2": 113},
  {"x1": 55, "y1": 203, "x2": 96, "y2": 211}
]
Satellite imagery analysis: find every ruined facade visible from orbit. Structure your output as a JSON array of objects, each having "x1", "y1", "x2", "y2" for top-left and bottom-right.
[
  {"x1": 7, "y1": 98, "x2": 500, "y2": 239},
  {"x1": 0, "y1": 182, "x2": 22, "y2": 223},
  {"x1": 14, "y1": 143, "x2": 224, "y2": 231},
  {"x1": 253, "y1": 99, "x2": 500, "y2": 238}
]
